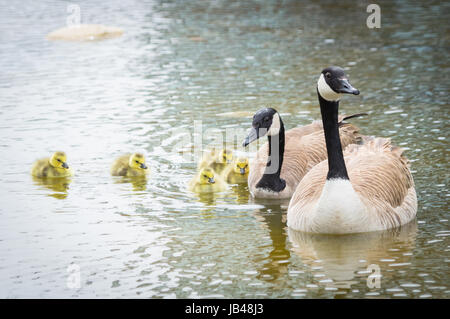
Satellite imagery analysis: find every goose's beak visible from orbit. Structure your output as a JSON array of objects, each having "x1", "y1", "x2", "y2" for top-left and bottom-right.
[
  {"x1": 240, "y1": 167, "x2": 246, "y2": 175},
  {"x1": 140, "y1": 163, "x2": 148, "y2": 169},
  {"x1": 208, "y1": 177, "x2": 215, "y2": 184},
  {"x1": 337, "y1": 78, "x2": 360, "y2": 95},
  {"x1": 243, "y1": 127, "x2": 258, "y2": 147},
  {"x1": 61, "y1": 162, "x2": 69, "y2": 169}
]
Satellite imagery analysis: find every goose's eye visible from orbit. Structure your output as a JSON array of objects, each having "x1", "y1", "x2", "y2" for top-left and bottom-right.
[
  {"x1": 325, "y1": 72, "x2": 331, "y2": 79},
  {"x1": 57, "y1": 159, "x2": 61, "y2": 162},
  {"x1": 264, "y1": 117, "x2": 269, "y2": 122},
  {"x1": 135, "y1": 160, "x2": 139, "y2": 163}
]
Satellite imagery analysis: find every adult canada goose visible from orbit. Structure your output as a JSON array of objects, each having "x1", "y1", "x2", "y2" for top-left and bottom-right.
[
  {"x1": 242, "y1": 108, "x2": 363, "y2": 199},
  {"x1": 287, "y1": 66, "x2": 417, "y2": 234},
  {"x1": 31, "y1": 152, "x2": 74, "y2": 178},
  {"x1": 111, "y1": 153, "x2": 149, "y2": 177}
]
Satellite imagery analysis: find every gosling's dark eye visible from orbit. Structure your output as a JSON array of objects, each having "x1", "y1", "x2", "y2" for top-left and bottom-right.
[
  {"x1": 57, "y1": 159, "x2": 61, "y2": 162},
  {"x1": 135, "y1": 160, "x2": 139, "y2": 163},
  {"x1": 325, "y1": 72, "x2": 331, "y2": 79},
  {"x1": 203, "y1": 175, "x2": 208, "y2": 178}
]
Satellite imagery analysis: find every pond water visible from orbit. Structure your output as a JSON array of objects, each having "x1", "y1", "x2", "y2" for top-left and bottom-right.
[{"x1": 0, "y1": 0, "x2": 448, "y2": 298}]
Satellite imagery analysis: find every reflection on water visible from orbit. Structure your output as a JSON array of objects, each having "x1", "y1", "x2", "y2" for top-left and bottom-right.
[
  {"x1": 230, "y1": 184, "x2": 250, "y2": 204},
  {"x1": 253, "y1": 205, "x2": 290, "y2": 283},
  {"x1": 0, "y1": 0, "x2": 448, "y2": 298},
  {"x1": 289, "y1": 222, "x2": 417, "y2": 293},
  {"x1": 32, "y1": 176, "x2": 72, "y2": 199},
  {"x1": 113, "y1": 176, "x2": 148, "y2": 192}
]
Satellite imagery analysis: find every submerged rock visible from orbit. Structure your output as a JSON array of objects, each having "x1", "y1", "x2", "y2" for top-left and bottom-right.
[{"x1": 47, "y1": 24, "x2": 123, "y2": 41}]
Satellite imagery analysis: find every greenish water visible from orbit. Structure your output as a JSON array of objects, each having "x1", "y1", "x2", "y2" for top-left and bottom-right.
[{"x1": 0, "y1": 0, "x2": 448, "y2": 298}]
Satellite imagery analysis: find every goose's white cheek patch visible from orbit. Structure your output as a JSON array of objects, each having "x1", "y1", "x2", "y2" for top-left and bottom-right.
[
  {"x1": 317, "y1": 74, "x2": 342, "y2": 102},
  {"x1": 267, "y1": 113, "x2": 280, "y2": 136}
]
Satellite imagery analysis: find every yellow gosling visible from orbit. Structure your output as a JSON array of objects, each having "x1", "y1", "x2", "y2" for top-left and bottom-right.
[
  {"x1": 199, "y1": 148, "x2": 233, "y2": 175},
  {"x1": 222, "y1": 157, "x2": 249, "y2": 184},
  {"x1": 111, "y1": 153, "x2": 149, "y2": 177},
  {"x1": 31, "y1": 152, "x2": 74, "y2": 178},
  {"x1": 189, "y1": 167, "x2": 226, "y2": 193},
  {"x1": 197, "y1": 148, "x2": 217, "y2": 169}
]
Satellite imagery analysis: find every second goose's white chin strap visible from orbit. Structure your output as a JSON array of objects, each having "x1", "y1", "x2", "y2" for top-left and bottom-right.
[{"x1": 317, "y1": 73, "x2": 342, "y2": 102}]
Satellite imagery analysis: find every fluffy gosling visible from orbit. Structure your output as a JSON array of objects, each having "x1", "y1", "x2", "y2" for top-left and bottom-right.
[
  {"x1": 198, "y1": 148, "x2": 233, "y2": 174},
  {"x1": 189, "y1": 167, "x2": 226, "y2": 193},
  {"x1": 31, "y1": 151, "x2": 74, "y2": 178},
  {"x1": 222, "y1": 157, "x2": 249, "y2": 184},
  {"x1": 111, "y1": 153, "x2": 149, "y2": 177}
]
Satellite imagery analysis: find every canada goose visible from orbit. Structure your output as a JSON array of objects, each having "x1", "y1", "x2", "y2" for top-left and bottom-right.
[
  {"x1": 198, "y1": 148, "x2": 233, "y2": 174},
  {"x1": 287, "y1": 66, "x2": 417, "y2": 234},
  {"x1": 47, "y1": 24, "x2": 123, "y2": 41},
  {"x1": 189, "y1": 167, "x2": 226, "y2": 193},
  {"x1": 221, "y1": 157, "x2": 249, "y2": 184},
  {"x1": 111, "y1": 153, "x2": 149, "y2": 177},
  {"x1": 242, "y1": 108, "x2": 363, "y2": 199},
  {"x1": 31, "y1": 152, "x2": 74, "y2": 178}
]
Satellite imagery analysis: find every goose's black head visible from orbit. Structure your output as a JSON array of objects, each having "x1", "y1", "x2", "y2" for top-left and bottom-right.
[
  {"x1": 242, "y1": 108, "x2": 282, "y2": 147},
  {"x1": 317, "y1": 66, "x2": 360, "y2": 101}
]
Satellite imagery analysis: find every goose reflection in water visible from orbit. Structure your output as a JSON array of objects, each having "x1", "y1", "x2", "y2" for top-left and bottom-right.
[
  {"x1": 32, "y1": 176, "x2": 72, "y2": 199},
  {"x1": 252, "y1": 201, "x2": 291, "y2": 283},
  {"x1": 288, "y1": 221, "x2": 417, "y2": 291}
]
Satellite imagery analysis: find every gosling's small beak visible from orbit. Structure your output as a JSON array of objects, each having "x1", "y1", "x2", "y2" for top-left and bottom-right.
[
  {"x1": 337, "y1": 78, "x2": 360, "y2": 95},
  {"x1": 208, "y1": 177, "x2": 215, "y2": 184},
  {"x1": 243, "y1": 127, "x2": 259, "y2": 147},
  {"x1": 140, "y1": 163, "x2": 147, "y2": 169},
  {"x1": 240, "y1": 167, "x2": 246, "y2": 175},
  {"x1": 61, "y1": 162, "x2": 69, "y2": 169}
]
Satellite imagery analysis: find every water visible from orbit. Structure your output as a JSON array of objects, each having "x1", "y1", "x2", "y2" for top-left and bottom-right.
[{"x1": 0, "y1": 0, "x2": 448, "y2": 298}]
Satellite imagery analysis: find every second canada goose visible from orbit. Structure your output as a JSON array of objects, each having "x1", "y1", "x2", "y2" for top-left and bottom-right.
[
  {"x1": 242, "y1": 108, "x2": 363, "y2": 199},
  {"x1": 287, "y1": 66, "x2": 417, "y2": 234}
]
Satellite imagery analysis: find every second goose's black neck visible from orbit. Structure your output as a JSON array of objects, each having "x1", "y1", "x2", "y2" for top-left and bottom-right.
[
  {"x1": 256, "y1": 120, "x2": 286, "y2": 192},
  {"x1": 318, "y1": 92, "x2": 349, "y2": 180}
]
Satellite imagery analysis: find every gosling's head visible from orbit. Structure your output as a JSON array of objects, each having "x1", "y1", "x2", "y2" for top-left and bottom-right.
[
  {"x1": 49, "y1": 152, "x2": 70, "y2": 169},
  {"x1": 317, "y1": 66, "x2": 360, "y2": 102},
  {"x1": 233, "y1": 157, "x2": 249, "y2": 175},
  {"x1": 198, "y1": 167, "x2": 216, "y2": 185},
  {"x1": 218, "y1": 149, "x2": 233, "y2": 164},
  {"x1": 128, "y1": 153, "x2": 148, "y2": 170}
]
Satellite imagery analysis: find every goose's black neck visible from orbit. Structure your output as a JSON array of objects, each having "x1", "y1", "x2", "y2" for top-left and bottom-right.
[
  {"x1": 318, "y1": 92, "x2": 349, "y2": 180},
  {"x1": 256, "y1": 120, "x2": 286, "y2": 192}
]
